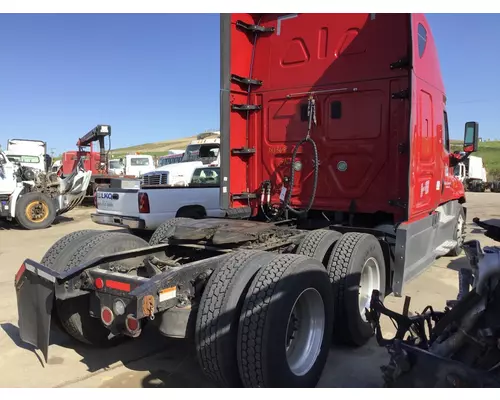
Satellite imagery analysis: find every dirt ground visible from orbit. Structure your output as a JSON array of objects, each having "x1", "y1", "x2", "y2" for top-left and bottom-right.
[{"x1": 1, "y1": 193, "x2": 499, "y2": 388}]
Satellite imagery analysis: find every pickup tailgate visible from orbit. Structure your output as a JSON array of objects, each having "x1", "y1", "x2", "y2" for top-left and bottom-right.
[{"x1": 95, "y1": 188, "x2": 139, "y2": 216}]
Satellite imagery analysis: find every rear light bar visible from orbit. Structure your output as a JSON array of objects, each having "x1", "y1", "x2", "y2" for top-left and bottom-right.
[
  {"x1": 138, "y1": 192, "x2": 150, "y2": 213},
  {"x1": 93, "y1": 277, "x2": 131, "y2": 293},
  {"x1": 105, "y1": 280, "x2": 131, "y2": 292}
]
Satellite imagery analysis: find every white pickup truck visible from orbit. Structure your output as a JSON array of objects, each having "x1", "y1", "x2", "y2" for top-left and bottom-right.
[{"x1": 91, "y1": 165, "x2": 224, "y2": 231}]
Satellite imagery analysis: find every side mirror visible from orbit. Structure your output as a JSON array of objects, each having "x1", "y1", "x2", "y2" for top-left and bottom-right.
[{"x1": 464, "y1": 121, "x2": 479, "y2": 153}]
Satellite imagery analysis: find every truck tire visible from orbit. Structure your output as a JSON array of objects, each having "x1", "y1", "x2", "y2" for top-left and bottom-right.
[
  {"x1": 237, "y1": 254, "x2": 334, "y2": 388},
  {"x1": 40, "y1": 230, "x2": 104, "y2": 331},
  {"x1": 326, "y1": 233, "x2": 386, "y2": 346},
  {"x1": 295, "y1": 229, "x2": 342, "y2": 266},
  {"x1": 195, "y1": 250, "x2": 276, "y2": 387},
  {"x1": 55, "y1": 232, "x2": 151, "y2": 346},
  {"x1": 447, "y1": 207, "x2": 466, "y2": 257},
  {"x1": 15, "y1": 191, "x2": 57, "y2": 230},
  {"x1": 149, "y1": 217, "x2": 192, "y2": 245},
  {"x1": 41, "y1": 229, "x2": 101, "y2": 268}
]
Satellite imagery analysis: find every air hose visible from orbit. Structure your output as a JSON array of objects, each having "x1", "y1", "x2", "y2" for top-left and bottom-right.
[{"x1": 281, "y1": 95, "x2": 320, "y2": 217}]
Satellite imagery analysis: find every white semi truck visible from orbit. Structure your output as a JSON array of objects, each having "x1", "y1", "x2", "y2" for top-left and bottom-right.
[
  {"x1": 454, "y1": 154, "x2": 489, "y2": 192},
  {"x1": 4, "y1": 139, "x2": 49, "y2": 172}
]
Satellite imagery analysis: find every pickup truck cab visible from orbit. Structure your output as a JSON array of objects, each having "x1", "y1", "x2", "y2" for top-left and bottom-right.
[{"x1": 91, "y1": 165, "x2": 225, "y2": 231}]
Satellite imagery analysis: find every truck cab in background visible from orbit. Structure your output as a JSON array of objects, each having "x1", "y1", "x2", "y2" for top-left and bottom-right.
[
  {"x1": 4, "y1": 138, "x2": 48, "y2": 172},
  {"x1": 454, "y1": 153, "x2": 488, "y2": 192},
  {"x1": 108, "y1": 159, "x2": 125, "y2": 176},
  {"x1": 141, "y1": 131, "x2": 220, "y2": 186},
  {"x1": 121, "y1": 154, "x2": 155, "y2": 178}
]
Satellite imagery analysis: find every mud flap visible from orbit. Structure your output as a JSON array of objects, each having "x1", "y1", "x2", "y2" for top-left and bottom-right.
[{"x1": 15, "y1": 260, "x2": 59, "y2": 363}]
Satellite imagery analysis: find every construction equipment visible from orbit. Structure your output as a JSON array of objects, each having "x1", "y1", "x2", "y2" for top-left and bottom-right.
[{"x1": 14, "y1": 13, "x2": 480, "y2": 387}]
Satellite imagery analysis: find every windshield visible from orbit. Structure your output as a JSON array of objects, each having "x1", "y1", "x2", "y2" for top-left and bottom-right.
[
  {"x1": 7, "y1": 154, "x2": 40, "y2": 164},
  {"x1": 159, "y1": 154, "x2": 182, "y2": 167},
  {"x1": 109, "y1": 160, "x2": 123, "y2": 169},
  {"x1": 190, "y1": 167, "x2": 220, "y2": 186},
  {"x1": 130, "y1": 157, "x2": 151, "y2": 166},
  {"x1": 181, "y1": 144, "x2": 219, "y2": 164}
]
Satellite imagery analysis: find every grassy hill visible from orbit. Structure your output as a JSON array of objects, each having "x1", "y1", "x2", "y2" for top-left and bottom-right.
[{"x1": 109, "y1": 135, "x2": 198, "y2": 159}]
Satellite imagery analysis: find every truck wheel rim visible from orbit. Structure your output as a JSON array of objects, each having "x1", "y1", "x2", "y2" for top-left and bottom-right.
[
  {"x1": 25, "y1": 201, "x2": 49, "y2": 223},
  {"x1": 456, "y1": 214, "x2": 465, "y2": 247},
  {"x1": 285, "y1": 287, "x2": 325, "y2": 376},
  {"x1": 359, "y1": 257, "x2": 381, "y2": 322}
]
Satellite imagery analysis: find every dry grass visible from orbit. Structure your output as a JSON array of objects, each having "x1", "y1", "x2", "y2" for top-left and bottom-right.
[{"x1": 109, "y1": 135, "x2": 198, "y2": 158}]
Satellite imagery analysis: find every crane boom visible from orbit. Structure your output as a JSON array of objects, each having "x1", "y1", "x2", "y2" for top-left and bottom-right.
[{"x1": 76, "y1": 124, "x2": 111, "y2": 173}]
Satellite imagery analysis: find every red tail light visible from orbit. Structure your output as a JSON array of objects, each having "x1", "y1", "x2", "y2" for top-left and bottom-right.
[
  {"x1": 101, "y1": 306, "x2": 114, "y2": 326},
  {"x1": 95, "y1": 277, "x2": 104, "y2": 289},
  {"x1": 15, "y1": 263, "x2": 26, "y2": 284},
  {"x1": 125, "y1": 315, "x2": 141, "y2": 337},
  {"x1": 138, "y1": 192, "x2": 150, "y2": 213}
]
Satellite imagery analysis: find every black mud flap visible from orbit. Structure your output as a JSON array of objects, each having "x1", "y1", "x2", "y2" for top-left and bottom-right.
[{"x1": 15, "y1": 259, "x2": 59, "y2": 363}]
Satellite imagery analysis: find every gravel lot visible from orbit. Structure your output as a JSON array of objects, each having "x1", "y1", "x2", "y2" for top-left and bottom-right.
[{"x1": 0, "y1": 193, "x2": 498, "y2": 388}]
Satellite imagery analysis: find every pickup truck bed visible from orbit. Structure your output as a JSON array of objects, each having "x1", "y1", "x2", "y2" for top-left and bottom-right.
[{"x1": 92, "y1": 184, "x2": 225, "y2": 231}]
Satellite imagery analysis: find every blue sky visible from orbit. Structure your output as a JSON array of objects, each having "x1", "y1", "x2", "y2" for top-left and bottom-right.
[{"x1": 0, "y1": 13, "x2": 497, "y2": 155}]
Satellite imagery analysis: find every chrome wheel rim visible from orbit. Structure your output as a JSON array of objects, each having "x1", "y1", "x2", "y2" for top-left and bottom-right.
[
  {"x1": 456, "y1": 214, "x2": 465, "y2": 247},
  {"x1": 285, "y1": 288, "x2": 325, "y2": 376},
  {"x1": 358, "y1": 257, "x2": 381, "y2": 322}
]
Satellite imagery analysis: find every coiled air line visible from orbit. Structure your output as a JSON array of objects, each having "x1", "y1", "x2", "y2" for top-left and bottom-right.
[{"x1": 281, "y1": 94, "x2": 320, "y2": 217}]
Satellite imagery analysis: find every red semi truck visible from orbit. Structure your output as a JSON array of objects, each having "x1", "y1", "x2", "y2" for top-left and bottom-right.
[{"x1": 15, "y1": 13, "x2": 478, "y2": 388}]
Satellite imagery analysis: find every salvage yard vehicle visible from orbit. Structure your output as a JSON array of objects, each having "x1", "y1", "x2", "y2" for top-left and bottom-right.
[
  {"x1": 15, "y1": 13, "x2": 479, "y2": 387},
  {"x1": 5, "y1": 138, "x2": 48, "y2": 172},
  {"x1": 91, "y1": 165, "x2": 225, "y2": 231},
  {"x1": 454, "y1": 154, "x2": 489, "y2": 192},
  {"x1": 150, "y1": 131, "x2": 220, "y2": 186},
  {"x1": 369, "y1": 217, "x2": 500, "y2": 388},
  {"x1": 0, "y1": 150, "x2": 91, "y2": 229}
]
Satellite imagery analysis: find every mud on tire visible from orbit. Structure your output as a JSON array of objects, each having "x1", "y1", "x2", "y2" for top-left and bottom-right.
[{"x1": 237, "y1": 253, "x2": 334, "y2": 388}]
